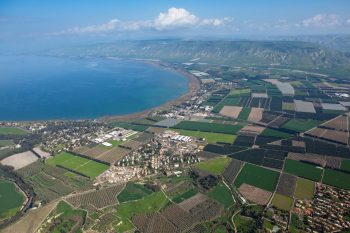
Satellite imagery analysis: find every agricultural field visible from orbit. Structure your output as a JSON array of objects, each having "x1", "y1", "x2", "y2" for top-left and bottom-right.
[
  {"x1": 172, "y1": 189, "x2": 197, "y2": 203},
  {"x1": 271, "y1": 193, "x2": 293, "y2": 211},
  {"x1": 207, "y1": 182, "x2": 234, "y2": 207},
  {"x1": 238, "y1": 184, "x2": 272, "y2": 205},
  {"x1": 276, "y1": 173, "x2": 297, "y2": 197},
  {"x1": 282, "y1": 102, "x2": 295, "y2": 111},
  {"x1": 46, "y1": 151, "x2": 109, "y2": 178},
  {"x1": 0, "y1": 180, "x2": 25, "y2": 220},
  {"x1": 17, "y1": 161, "x2": 93, "y2": 202},
  {"x1": 284, "y1": 159, "x2": 323, "y2": 182},
  {"x1": 322, "y1": 169, "x2": 350, "y2": 190},
  {"x1": 1, "y1": 150, "x2": 38, "y2": 170},
  {"x1": 173, "y1": 121, "x2": 243, "y2": 135},
  {"x1": 260, "y1": 128, "x2": 292, "y2": 139},
  {"x1": 340, "y1": 159, "x2": 350, "y2": 172},
  {"x1": 0, "y1": 140, "x2": 14, "y2": 147},
  {"x1": 282, "y1": 119, "x2": 321, "y2": 132},
  {"x1": 38, "y1": 201, "x2": 86, "y2": 233},
  {"x1": 0, "y1": 127, "x2": 27, "y2": 135},
  {"x1": 237, "y1": 107, "x2": 252, "y2": 120},
  {"x1": 176, "y1": 129, "x2": 237, "y2": 144},
  {"x1": 115, "y1": 191, "x2": 168, "y2": 232},
  {"x1": 294, "y1": 178, "x2": 315, "y2": 200},
  {"x1": 193, "y1": 157, "x2": 231, "y2": 175},
  {"x1": 66, "y1": 184, "x2": 125, "y2": 209},
  {"x1": 222, "y1": 159, "x2": 244, "y2": 184},
  {"x1": 229, "y1": 88, "x2": 251, "y2": 96},
  {"x1": 234, "y1": 163, "x2": 280, "y2": 192},
  {"x1": 117, "y1": 182, "x2": 153, "y2": 203}
]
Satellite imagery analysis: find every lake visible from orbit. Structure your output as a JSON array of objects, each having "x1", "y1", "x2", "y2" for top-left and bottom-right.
[{"x1": 0, "y1": 55, "x2": 188, "y2": 121}]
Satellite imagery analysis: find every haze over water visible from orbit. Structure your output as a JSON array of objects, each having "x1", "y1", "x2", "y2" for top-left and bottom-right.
[{"x1": 0, "y1": 55, "x2": 188, "y2": 121}]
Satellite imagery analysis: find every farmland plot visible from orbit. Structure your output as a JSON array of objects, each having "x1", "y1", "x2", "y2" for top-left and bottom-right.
[
  {"x1": 322, "y1": 169, "x2": 350, "y2": 190},
  {"x1": 247, "y1": 107, "x2": 263, "y2": 122},
  {"x1": 294, "y1": 178, "x2": 314, "y2": 200},
  {"x1": 219, "y1": 106, "x2": 242, "y2": 118},
  {"x1": 238, "y1": 184, "x2": 272, "y2": 205},
  {"x1": 173, "y1": 121, "x2": 243, "y2": 134},
  {"x1": 66, "y1": 184, "x2": 125, "y2": 209},
  {"x1": 271, "y1": 193, "x2": 293, "y2": 211},
  {"x1": 284, "y1": 159, "x2": 323, "y2": 182},
  {"x1": 222, "y1": 159, "x2": 244, "y2": 184},
  {"x1": 1, "y1": 150, "x2": 38, "y2": 170},
  {"x1": 234, "y1": 163, "x2": 280, "y2": 192},
  {"x1": 276, "y1": 173, "x2": 297, "y2": 197}
]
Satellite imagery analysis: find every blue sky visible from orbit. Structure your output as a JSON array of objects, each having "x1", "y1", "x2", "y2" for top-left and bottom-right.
[{"x1": 1, "y1": 0, "x2": 350, "y2": 45}]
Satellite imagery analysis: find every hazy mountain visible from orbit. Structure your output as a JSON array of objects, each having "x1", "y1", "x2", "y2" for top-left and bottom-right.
[{"x1": 50, "y1": 40, "x2": 350, "y2": 76}]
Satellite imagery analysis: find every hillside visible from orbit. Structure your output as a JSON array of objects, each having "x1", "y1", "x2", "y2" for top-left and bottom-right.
[{"x1": 51, "y1": 40, "x2": 350, "y2": 76}]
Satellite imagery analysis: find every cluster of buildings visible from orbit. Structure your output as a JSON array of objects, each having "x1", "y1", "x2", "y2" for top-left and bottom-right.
[
  {"x1": 39, "y1": 121, "x2": 107, "y2": 153},
  {"x1": 293, "y1": 184, "x2": 350, "y2": 232},
  {"x1": 96, "y1": 166, "x2": 143, "y2": 185},
  {"x1": 92, "y1": 128, "x2": 137, "y2": 146}
]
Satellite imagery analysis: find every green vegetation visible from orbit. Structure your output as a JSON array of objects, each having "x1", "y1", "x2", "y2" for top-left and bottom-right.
[
  {"x1": 41, "y1": 201, "x2": 87, "y2": 233},
  {"x1": 260, "y1": 128, "x2": 292, "y2": 138},
  {"x1": 0, "y1": 127, "x2": 27, "y2": 135},
  {"x1": 229, "y1": 88, "x2": 251, "y2": 96},
  {"x1": 234, "y1": 163, "x2": 280, "y2": 192},
  {"x1": 0, "y1": 180, "x2": 25, "y2": 220},
  {"x1": 117, "y1": 182, "x2": 153, "y2": 203},
  {"x1": 340, "y1": 159, "x2": 350, "y2": 172},
  {"x1": 322, "y1": 169, "x2": 350, "y2": 190},
  {"x1": 233, "y1": 214, "x2": 255, "y2": 233},
  {"x1": 271, "y1": 193, "x2": 293, "y2": 211},
  {"x1": 194, "y1": 157, "x2": 231, "y2": 175},
  {"x1": 237, "y1": 107, "x2": 251, "y2": 120},
  {"x1": 46, "y1": 151, "x2": 109, "y2": 178},
  {"x1": 284, "y1": 159, "x2": 323, "y2": 182},
  {"x1": 282, "y1": 119, "x2": 321, "y2": 132},
  {"x1": 294, "y1": 178, "x2": 315, "y2": 200},
  {"x1": 0, "y1": 140, "x2": 14, "y2": 147},
  {"x1": 176, "y1": 129, "x2": 237, "y2": 144},
  {"x1": 282, "y1": 102, "x2": 294, "y2": 111},
  {"x1": 173, "y1": 121, "x2": 243, "y2": 135},
  {"x1": 116, "y1": 191, "x2": 167, "y2": 231},
  {"x1": 172, "y1": 189, "x2": 197, "y2": 203},
  {"x1": 207, "y1": 182, "x2": 234, "y2": 207}
]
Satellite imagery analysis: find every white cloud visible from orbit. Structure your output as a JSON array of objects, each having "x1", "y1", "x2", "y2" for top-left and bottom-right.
[
  {"x1": 154, "y1": 8, "x2": 198, "y2": 29},
  {"x1": 302, "y1": 14, "x2": 340, "y2": 27},
  {"x1": 51, "y1": 7, "x2": 231, "y2": 35}
]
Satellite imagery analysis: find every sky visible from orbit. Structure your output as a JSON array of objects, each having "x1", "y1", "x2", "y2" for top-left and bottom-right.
[{"x1": 1, "y1": 0, "x2": 350, "y2": 49}]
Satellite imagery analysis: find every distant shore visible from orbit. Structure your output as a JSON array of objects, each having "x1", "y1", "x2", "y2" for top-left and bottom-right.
[{"x1": 99, "y1": 59, "x2": 201, "y2": 122}]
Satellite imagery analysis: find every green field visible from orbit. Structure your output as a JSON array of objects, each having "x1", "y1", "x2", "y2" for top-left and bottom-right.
[
  {"x1": 271, "y1": 193, "x2": 293, "y2": 211},
  {"x1": 0, "y1": 180, "x2": 25, "y2": 220},
  {"x1": 284, "y1": 159, "x2": 323, "y2": 182},
  {"x1": 229, "y1": 88, "x2": 251, "y2": 96},
  {"x1": 294, "y1": 178, "x2": 314, "y2": 200},
  {"x1": 0, "y1": 140, "x2": 14, "y2": 147},
  {"x1": 176, "y1": 129, "x2": 237, "y2": 144},
  {"x1": 173, "y1": 121, "x2": 243, "y2": 135},
  {"x1": 282, "y1": 119, "x2": 321, "y2": 132},
  {"x1": 172, "y1": 189, "x2": 197, "y2": 203},
  {"x1": 117, "y1": 182, "x2": 153, "y2": 203},
  {"x1": 0, "y1": 127, "x2": 27, "y2": 135},
  {"x1": 234, "y1": 163, "x2": 280, "y2": 192},
  {"x1": 194, "y1": 157, "x2": 231, "y2": 175},
  {"x1": 207, "y1": 182, "x2": 234, "y2": 207},
  {"x1": 322, "y1": 169, "x2": 350, "y2": 190},
  {"x1": 282, "y1": 102, "x2": 295, "y2": 111},
  {"x1": 260, "y1": 128, "x2": 292, "y2": 138},
  {"x1": 340, "y1": 159, "x2": 350, "y2": 172},
  {"x1": 115, "y1": 191, "x2": 168, "y2": 232},
  {"x1": 237, "y1": 107, "x2": 251, "y2": 120},
  {"x1": 46, "y1": 152, "x2": 109, "y2": 178}
]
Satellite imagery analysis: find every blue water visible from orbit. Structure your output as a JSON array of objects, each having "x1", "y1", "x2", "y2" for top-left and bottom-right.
[{"x1": 0, "y1": 55, "x2": 188, "y2": 121}]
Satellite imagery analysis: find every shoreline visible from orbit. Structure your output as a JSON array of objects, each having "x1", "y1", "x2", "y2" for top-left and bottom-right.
[{"x1": 98, "y1": 59, "x2": 201, "y2": 123}]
